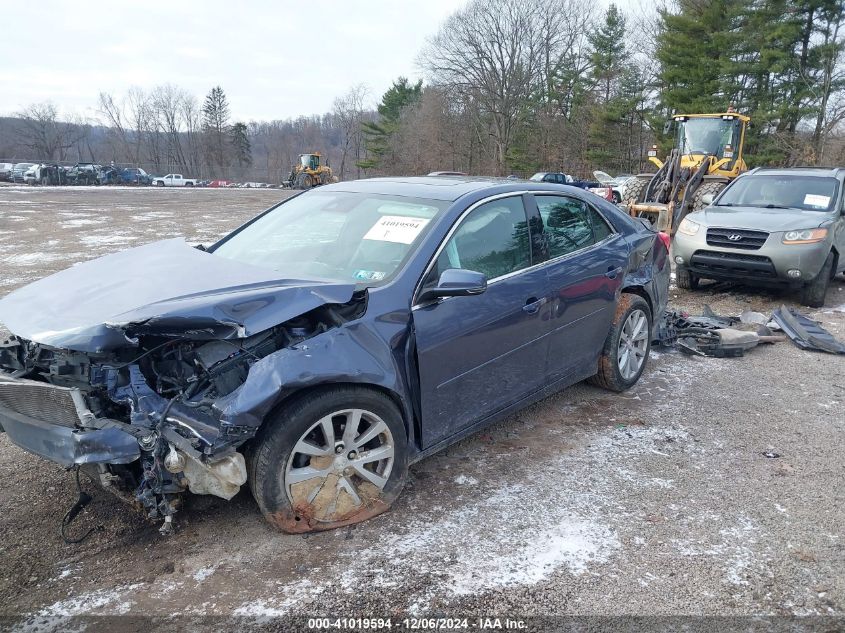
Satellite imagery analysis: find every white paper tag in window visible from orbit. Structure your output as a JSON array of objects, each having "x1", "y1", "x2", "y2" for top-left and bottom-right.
[
  {"x1": 364, "y1": 215, "x2": 430, "y2": 244},
  {"x1": 804, "y1": 194, "x2": 830, "y2": 208}
]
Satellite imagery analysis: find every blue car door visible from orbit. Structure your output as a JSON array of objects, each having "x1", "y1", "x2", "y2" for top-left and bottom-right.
[
  {"x1": 530, "y1": 194, "x2": 627, "y2": 382},
  {"x1": 412, "y1": 195, "x2": 552, "y2": 449}
]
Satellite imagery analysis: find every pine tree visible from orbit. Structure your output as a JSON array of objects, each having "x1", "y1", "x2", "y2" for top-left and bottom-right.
[
  {"x1": 588, "y1": 4, "x2": 628, "y2": 104},
  {"x1": 202, "y1": 86, "x2": 231, "y2": 173},
  {"x1": 230, "y1": 122, "x2": 252, "y2": 171},
  {"x1": 655, "y1": 0, "x2": 747, "y2": 115},
  {"x1": 358, "y1": 77, "x2": 422, "y2": 170}
]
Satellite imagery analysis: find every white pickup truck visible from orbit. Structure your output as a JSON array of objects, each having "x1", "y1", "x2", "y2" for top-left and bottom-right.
[{"x1": 152, "y1": 174, "x2": 197, "y2": 187}]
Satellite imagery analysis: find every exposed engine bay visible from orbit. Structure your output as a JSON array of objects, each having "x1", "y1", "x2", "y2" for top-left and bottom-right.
[{"x1": 0, "y1": 295, "x2": 366, "y2": 533}]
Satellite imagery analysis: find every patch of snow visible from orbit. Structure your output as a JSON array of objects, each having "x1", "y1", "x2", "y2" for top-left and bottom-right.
[
  {"x1": 193, "y1": 566, "x2": 216, "y2": 582},
  {"x1": 2, "y1": 252, "x2": 65, "y2": 266},
  {"x1": 454, "y1": 474, "x2": 479, "y2": 485}
]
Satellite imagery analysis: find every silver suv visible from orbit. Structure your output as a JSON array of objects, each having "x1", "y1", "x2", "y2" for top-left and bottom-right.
[{"x1": 672, "y1": 167, "x2": 845, "y2": 307}]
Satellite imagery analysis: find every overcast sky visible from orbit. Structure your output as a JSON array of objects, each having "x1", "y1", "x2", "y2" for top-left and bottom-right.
[{"x1": 1, "y1": 0, "x2": 640, "y2": 123}]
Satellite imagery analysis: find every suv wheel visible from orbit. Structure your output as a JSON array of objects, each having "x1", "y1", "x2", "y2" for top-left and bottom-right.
[
  {"x1": 248, "y1": 386, "x2": 408, "y2": 533},
  {"x1": 676, "y1": 266, "x2": 699, "y2": 290},
  {"x1": 589, "y1": 294, "x2": 652, "y2": 392},
  {"x1": 800, "y1": 252, "x2": 834, "y2": 308}
]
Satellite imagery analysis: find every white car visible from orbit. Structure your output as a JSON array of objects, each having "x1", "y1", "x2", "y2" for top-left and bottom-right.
[
  {"x1": 152, "y1": 174, "x2": 197, "y2": 187},
  {"x1": 588, "y1": 171, "x2": 633, "y2": 204}
]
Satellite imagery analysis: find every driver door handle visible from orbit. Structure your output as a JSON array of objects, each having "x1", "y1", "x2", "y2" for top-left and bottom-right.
[
  {"x1": 605, "y1": 266, "x2": 623, "y2": 279},
  {"x1": 522, "y1": 297, "x2": 547, "y2": 314}
]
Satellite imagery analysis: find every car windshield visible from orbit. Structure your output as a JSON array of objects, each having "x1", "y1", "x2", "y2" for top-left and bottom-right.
[
  {"x1": 529, "y1": 173, "x2": 546, "y2": 181},
  {"x1": 211, "y1": 191, "x2": 448, "y2": 285},
  {"x1": 716, "y1": 175, "x2": 839, "y2": 212}
]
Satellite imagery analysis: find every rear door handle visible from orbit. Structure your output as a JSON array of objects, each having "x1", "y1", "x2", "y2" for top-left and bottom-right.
[
  {"x1": 522, "y1": 297, "x2": 547, "y2": 314},
  {"x1": 605, "y1": 266, "x2": 623, "y2": 279}
]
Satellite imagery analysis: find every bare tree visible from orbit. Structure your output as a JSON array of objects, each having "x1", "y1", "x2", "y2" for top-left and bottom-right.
[
  {"x1": 14, "y1": 102, "x2": 88, "y2": 161},
  {"x1": 332, "y1": 84, "x2": 369, "y2": 180},
  {"x1": 421, "y1": 0, "x2": 549, "y2": 174}
]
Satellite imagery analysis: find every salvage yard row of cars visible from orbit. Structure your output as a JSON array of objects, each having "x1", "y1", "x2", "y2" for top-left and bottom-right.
[
  {"x1": 0, "y1": 161, "x2": 277, "y2": 188},
  {"x1": 0, "y1": 176, "x2": 669, "y2": 534}
]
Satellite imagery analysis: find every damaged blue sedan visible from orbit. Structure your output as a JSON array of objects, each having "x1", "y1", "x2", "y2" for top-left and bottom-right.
[{"x1": 0, "y1": 177, "x2": 669, "y2": 533}]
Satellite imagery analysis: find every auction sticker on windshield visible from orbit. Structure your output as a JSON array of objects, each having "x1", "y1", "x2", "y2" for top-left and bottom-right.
[
  {"x1": 804, "y1": 194, "x2": 831, "y2": 208},
  {"x1": 364, "y1": 215, "x2": 430, "y2": 244}
]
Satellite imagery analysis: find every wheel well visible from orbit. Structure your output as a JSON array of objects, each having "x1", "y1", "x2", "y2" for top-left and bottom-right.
[
  {"x1": 262, "y1": 382, "x2": 410, "y2": 439},
  {"x1": 621, "y1": 285, "x2": 654, "y2": 319}
]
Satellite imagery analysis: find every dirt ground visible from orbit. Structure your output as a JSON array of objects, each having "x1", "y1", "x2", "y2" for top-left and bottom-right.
[{"x1": 0, "y1": 186, "x2": 843, "y2": 629}]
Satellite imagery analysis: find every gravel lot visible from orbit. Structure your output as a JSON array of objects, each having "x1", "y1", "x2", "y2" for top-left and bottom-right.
[{"x1": 0, "y1": 186, "x2": 843, "y2": 628}]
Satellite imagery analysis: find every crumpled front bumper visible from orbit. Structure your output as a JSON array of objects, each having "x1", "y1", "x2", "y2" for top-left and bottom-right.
[
  {"x1": 0, "y1": 408, "x2": 140, "y2": 468},
  {"x1": 0, "y1": 375, "x2": 140, "y2": 468}
]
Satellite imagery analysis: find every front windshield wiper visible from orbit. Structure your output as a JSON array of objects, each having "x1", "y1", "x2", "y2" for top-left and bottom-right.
[{"x1": 760, "y1": 204, "x2": 795, "y2": 210}]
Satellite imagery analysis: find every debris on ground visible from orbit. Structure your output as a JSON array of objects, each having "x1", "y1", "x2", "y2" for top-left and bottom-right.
[
  {"x1": 658, "y1": 305, "x2": 788, "y2": 357},
  {"x1": 771, "y1": 305, "x2": 845, "y2": 355}
]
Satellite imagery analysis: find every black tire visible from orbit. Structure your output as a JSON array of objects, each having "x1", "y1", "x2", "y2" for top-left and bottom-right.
[
  {"x1": 185, "y1": 182, "x2": 194, "y2": 187},
  {"x1": 589, "y1": 293, "x2": 652, "y2": 392},
  {"x1": 612, "y1": 191, "x2": 622, "y2": 204},
  {"x1": 248, "y1": 385, "x2": 408, "y2": 533},
  {"x1": 622, "y1": 175, "x2": 652, "y2": 206},
  {"x1": 676, "y1": 266, "x2": 699, "y2": 290},
  {"x1": 156, "y1": 180, "x2": 165, "y2": 187},
  {"x1": 800, "y1": 252, "x2": 833, "y2": 308},
  {"x1": 293, "y1": 173, "x2": 308, "y2": 189},
  {"x1": 691, "y1": 180, "x2": 727, "y2": 213}
]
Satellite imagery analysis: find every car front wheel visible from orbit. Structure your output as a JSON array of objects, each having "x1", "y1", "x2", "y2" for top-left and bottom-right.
[
  {"x1": 249, "y1": 386, "x2": 408, "y2": 533},
  {"x1": 800, "y1": 252, "x2": 833, "y2": 308},
  {"x1": 589, "y1": 293, "x2": 652, "y2": 392}
]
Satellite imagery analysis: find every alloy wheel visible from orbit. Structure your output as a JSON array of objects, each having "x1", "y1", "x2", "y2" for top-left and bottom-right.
[
  {"x1": 284, "y1": 408, "x2": 395, "y2": 523},
  {"x1": 617, "y1": 309, "x2": 648, "y2": 380}
]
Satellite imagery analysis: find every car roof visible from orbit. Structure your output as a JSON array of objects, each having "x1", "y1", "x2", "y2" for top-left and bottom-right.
[
  {"x1": 750, "y1": 167, "x2": 845, "y2": 179},
  {"x1": 322, "y1": 176, "x2": 579, "y2": 201}
]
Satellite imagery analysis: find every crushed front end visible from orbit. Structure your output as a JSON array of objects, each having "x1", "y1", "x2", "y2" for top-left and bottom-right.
[{"x1": 0, "y1": 296, "x2": 365, "y2": 533}]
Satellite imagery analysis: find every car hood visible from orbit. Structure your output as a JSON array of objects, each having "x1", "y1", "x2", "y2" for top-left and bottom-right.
[
  {"x1": 0, "y1": 238, "x2": 356, "y2": 353},
  {"x1": 691, "y1": 205, "x2": 834, "y2": 232}
]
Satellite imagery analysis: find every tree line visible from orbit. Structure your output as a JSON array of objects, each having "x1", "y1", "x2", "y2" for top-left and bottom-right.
[{"x1": 2, "y1": 0, "x2": 844, "y2": 182}]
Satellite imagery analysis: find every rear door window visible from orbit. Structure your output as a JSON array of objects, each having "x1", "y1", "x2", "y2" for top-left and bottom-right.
[{"x1": 534, "y1": 195, "x2": 614, "y2": 259}]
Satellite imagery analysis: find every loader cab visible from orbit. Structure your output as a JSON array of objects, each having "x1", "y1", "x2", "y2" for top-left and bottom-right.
[
  {"x1": 299, "y1": 153, "x2": 321, "y2": 171},
  {"x1": 671, "y1": 114, "x2": 749, "y2": 177}
]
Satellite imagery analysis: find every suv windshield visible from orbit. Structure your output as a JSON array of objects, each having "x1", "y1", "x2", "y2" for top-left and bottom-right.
[
  {"x1": 717, "y1": 175, "x2": 839, "y2": 212},
  {"x1": 211, "y1": 192, "x2": 448, "y2": 285}
]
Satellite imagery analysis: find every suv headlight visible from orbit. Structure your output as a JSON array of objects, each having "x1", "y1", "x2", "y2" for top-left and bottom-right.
[
  {"x1": 678, "y1": 218, "x2": 701, "y2": 236},
  {"x1": 782, "y1": 228, "x2": 828, "y2": 244}
]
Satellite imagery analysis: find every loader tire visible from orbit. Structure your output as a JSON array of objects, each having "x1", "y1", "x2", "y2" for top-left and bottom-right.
[
  {"x1": 622, "y1": 175, "x2": 652, "y2": 206},
  {"x1": 691, "y1": 180, "x2": 726, "y2": 213}
]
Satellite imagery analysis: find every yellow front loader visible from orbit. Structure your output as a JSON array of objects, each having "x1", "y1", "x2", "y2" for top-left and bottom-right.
[
  {"x1": 623, "y1": 111, "x2": 750, "y2": 235},
  {"x1": 282, "y1": 152, "x2": 337, "y2": 189}
]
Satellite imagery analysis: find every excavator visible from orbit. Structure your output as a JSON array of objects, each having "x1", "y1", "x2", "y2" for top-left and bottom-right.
[
  {"x1": 623, "y1": 109, "x2": 750, "y2": 235},
  {"x1": 282, "y1": 152, "x2": 337, "y2": 189}
]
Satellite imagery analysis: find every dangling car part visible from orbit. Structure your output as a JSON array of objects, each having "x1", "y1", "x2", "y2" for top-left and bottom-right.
[{"x1": 623, "y1": 111, "x2": 750, "y2": 235}]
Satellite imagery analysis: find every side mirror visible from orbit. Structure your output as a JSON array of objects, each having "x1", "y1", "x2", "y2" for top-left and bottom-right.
[
  {"x1": 417, "y1": 269, "x2": 487, "y2": 304},
  {"x1": 700, "y1": 193, "x2": 715, "y2": 206}
]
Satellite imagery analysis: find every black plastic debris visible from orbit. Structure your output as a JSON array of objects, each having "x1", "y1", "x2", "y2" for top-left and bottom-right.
[
  {"x1": 771, "y1": 305, "x2": 845, "y2": 355},
  {"x1": 762, "y1": 451, "x2": 781, "y2": 459}
]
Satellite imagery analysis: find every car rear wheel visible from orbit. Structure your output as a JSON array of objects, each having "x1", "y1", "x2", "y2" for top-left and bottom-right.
[
  {"x1": 589, "y1": 294, "x2": 652, "y2": 392},
  {"x1": 248, "y1": 386, "x2": 408, "y2": 533},
  {"x1": 800, "y1": 252, "x2": 833, "y2": 308},
  {"x1": 676, "y1": 266, "x2": 699, "y2": 290}
]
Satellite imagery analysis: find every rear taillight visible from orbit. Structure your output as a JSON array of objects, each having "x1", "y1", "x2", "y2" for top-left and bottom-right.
[{"x1": 657, "y1": 232, "x2": 671, "y2": 250}]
